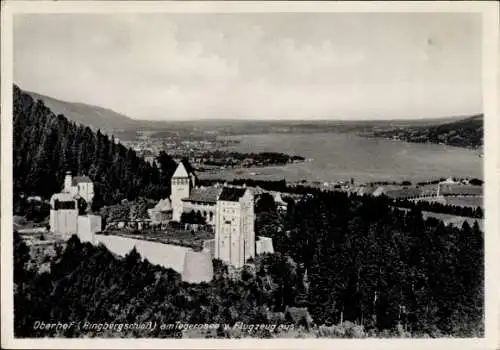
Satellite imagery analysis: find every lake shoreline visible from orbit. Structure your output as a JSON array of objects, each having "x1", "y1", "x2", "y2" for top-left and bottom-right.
[{"x1": 209, "y1": 132, "x2": 482, "y2": 184}]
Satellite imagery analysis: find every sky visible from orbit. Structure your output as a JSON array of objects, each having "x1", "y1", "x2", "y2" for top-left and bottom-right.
[{"x1": 13, "y1": 12, "x2": 482, "y2": 120}]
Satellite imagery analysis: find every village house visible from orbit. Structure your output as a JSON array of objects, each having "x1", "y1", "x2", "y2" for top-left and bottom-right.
[
  {"x1": 62, "y1": 171, "x2": 94, "y2": 208},
  {"x1": 49, "y1": 172, "x2": 101, "y2": 239}
]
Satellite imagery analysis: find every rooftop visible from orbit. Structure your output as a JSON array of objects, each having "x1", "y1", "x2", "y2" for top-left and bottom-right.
[
  {"x1": 274, "y1": 192, "x2": 287, "y2": 205},
  {"x1": 183, "y1": 186, "x2": 222, "y2": 204},
  {"x1": 50, "y1": 192, "x2": 76, "y2": 202},
  {"x1": 72, "y1": 176, "x2": 92, "y2": 185},
  {"x1": 152, "y1": 198, "x2": 173, "y2": 211},
  {"x1": 219, "y1": 187, "x2": 247, "y2": 202},
  {"x1": 172, "y1": 162, "x2": 189, "y2": 178}
]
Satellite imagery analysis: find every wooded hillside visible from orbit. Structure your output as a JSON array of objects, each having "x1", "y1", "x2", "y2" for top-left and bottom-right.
[
  {"x1": 13, "y1": 85, "x2": 177, "y2": 211},
  {"x1": 368, "y1": 114, "x2": 483, "y2": 148},
  {"x1": 14, "y1": 191, "x2": 484, "y2": 338}
]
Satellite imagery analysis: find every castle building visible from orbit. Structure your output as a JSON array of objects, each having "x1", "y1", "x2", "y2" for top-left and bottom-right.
[
  {"x1": 170, "y1": 162, "x2": 221, "y2": 225},
  {"x1": 63, "y1": 171, "x2": 94, "y2": 207},
  {"x1": 215, "y1": 186, "x2": 255, "y2": 269},
  {"x1": 170, "y1": 162, "x2": 194, "y2": 222},
  {"x1": 181, "y1": 186, "x2": 222, "y2": 225},
  {"x1": 49, "y1": 192, "x2": 78, "y2": 236},
  {"x1": 169, "y1": 162, "x2": 256, "y2": 268},
  {"x1": 50, "y1": 172, "x2": 100, "y2": 238}
]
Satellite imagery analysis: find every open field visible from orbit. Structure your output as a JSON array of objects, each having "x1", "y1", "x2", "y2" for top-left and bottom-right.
[
  {"x1": 444, "y1": 196, "x2": 483, "y2": 208},
  {"x1": 422, "y1": 211, "x2": 484, "y2": 231},
  {"x1": 412, "y1": 195, "x2": 483, "y2": 208}
]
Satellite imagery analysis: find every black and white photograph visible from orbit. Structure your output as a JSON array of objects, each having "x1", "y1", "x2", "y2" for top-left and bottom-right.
[{"x1": 1, "y1": 1, "x2": 499, "y2": 349}]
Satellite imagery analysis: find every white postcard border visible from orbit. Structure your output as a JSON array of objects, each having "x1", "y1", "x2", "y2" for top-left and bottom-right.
[{"x1": 1, "y1": 1, "x2": 498, "y2": 349}]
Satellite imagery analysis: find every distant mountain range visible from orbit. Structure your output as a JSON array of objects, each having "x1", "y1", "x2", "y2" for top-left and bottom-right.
[{"x1": 23, "y1": 88, "x2": 483, "y2": 146}]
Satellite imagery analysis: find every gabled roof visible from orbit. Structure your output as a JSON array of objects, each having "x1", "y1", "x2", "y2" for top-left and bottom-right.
[
  {"x1": 50, "y1": 192, "x2": 76, "y2": 203},
  {"x1": 253, "y1": 186, "x2": 265, "y2": 196},
  {"x1": 183, "y1": 186, "x2": 222, "y2": 204},
  {"x1": 153, "y1": 198, "x2": 172, "y2": 212},
  {"x1": 218, "y1": 187, "x2": 247, "y2": 202},
  {"x1": 181, "y1": 158, "x2": 195, "y2": 175},
  {"x1": 172, "y1": 162, "x2": 189, "y2": 178},
  {"x1": 72, "y1": 176, "x2": 92, "y2": 185}
]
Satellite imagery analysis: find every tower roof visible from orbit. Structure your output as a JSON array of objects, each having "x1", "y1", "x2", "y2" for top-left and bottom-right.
[{"x1": 172, "y1": 162, "x2": 189, "y2": 178}]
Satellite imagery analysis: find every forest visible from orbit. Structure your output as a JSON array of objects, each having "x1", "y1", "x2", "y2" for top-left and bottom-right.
[
  {"x1": 199, "y1": 178, "x2": 483, "y2": 218},
  {"x1": 14, "y1": 191, "x2": 483, "y2": 338},
  {"x1": 12, "y1": 83, "x2": 483, "y2": 338},
  {"x1": 367, "y1": 114, "x2": 483, "y2": 149},
  {"x1": 14, "y1": 82, "x2": 481, "y2": 223},
  {"x1": 198, "y1": 150, "x2": 305, "y2": 168},
  {"x1": 394, "y1": 198, "x2": 483, "y2": 219}
]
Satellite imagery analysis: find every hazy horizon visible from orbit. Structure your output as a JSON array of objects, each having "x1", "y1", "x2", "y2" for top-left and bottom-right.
[
  {"x1": 16, "y1": 85, "x2": 483, "y2": 123},
  {"x1": 14, "y1": 13, "x2": 482, "y2": 121}
]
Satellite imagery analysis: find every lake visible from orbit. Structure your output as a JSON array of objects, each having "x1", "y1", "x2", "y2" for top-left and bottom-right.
[{"x1": 199, "y1": 133, "x2": 482, "y2": 184}]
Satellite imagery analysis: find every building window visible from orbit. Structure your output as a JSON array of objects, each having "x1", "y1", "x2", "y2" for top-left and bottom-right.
[{"x1": 54, "y1": 200, "x2": 76, "y2": 210}]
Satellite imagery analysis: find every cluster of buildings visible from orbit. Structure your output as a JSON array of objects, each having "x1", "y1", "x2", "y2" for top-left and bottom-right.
[
  {"x1": 349, "y1": 177, "x2": 483, "y2": 200},
  {"x1": 123, "y1": 132, "x2": 234, "y2": 166},
  {"x1": 169, "y1": 162, "x2": 270, "y2": 269},
  {"x1": 49, "y1": 162, "x2": 275, "y2": 282}
]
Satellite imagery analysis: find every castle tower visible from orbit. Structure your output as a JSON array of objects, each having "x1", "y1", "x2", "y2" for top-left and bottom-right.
[
  {"x1": 63, "y1": 171, "x2": 72, "y2": 193},
  {"x1": 215, "y1": 187, "x2": 255, "y2": 269},
  {"x1": 50, "y1": 192, "x2": 78, "y2": 237},
  {"x1": 171, "y1": 162, "x2": 191, "y2": 222}
]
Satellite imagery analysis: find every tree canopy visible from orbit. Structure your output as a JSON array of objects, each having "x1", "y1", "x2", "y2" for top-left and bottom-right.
[{"x1": 14, "y1": 191, "x2": 483, "y2": 338}]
